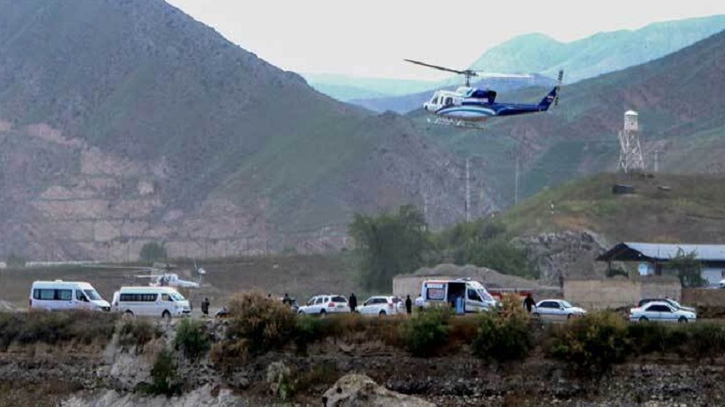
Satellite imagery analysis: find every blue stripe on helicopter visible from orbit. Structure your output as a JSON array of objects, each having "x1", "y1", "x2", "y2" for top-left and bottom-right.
[{"x1": 437, "y1": 107, "x2": 497, "y2": 116}]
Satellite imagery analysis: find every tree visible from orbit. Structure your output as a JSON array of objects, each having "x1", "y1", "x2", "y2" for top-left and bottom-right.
[
  {"x1": 139, "y1": 242, "x2": 168, "y2": 262},
  {"x1": 6, "y1": 252, "x2": 26, "y2": 268},
  {"x1": 665, "y1": 249, "x2": 706, "y2": 288},
  {"x1": 349, "y1": 205, "x2": 431, "y2": 291}
]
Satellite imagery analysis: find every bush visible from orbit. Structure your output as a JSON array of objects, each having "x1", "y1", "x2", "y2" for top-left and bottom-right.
[
  {"x1": 687, "y1": 323, "x2": 725, "y2": 359},
  {"x1": 549, "y1": 312, "x2": 629, "y2": 374},
  {"x1": 145, "y1": 349, "x2": 182, "y2": 397},
  {"x1": 225, "y1": 292, "x2": 297, "y2": 356},
  {"x1": 626, "y1": 322, "x2": 669, "y2": 356},
  {"x1": 402, "y1": 307, "x2": 450, "y2": 357},
  {"x1": 294, "y1": 315, "x2": 322, "y2": 354},
  {"x1": 472, "y1": 295, "x2": 532, "y2": 362},
  {"x1": 118, "y1": 318, "x2": 161, "y2": 350},
  {"x1": 175, "y1": 318, "x2": 210, "y2": 360}
]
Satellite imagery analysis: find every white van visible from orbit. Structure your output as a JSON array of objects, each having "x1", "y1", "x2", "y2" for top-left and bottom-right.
[
  {"x1": 420, "y1": 278, "x2": 498, "y2": 312},
  {"x1": 113, "y1": 286, "x2": 191, "y2": 318},
  {"x1": 29, "y1": 280, "x2": 111, "y2": 312}
]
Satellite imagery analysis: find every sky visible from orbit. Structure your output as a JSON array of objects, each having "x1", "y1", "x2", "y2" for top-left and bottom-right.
[{"x1": 166, "y1": 0, "x2": 725, "y2": 80}]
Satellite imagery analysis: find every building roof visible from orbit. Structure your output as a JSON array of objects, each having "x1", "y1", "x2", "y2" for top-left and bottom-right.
[{"x1": 597, "y1": 242, "x2": 725, "y2": 262}]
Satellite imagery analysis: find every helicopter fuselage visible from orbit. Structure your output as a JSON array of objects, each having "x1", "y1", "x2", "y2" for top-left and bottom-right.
[{"x1": 423, "y1": 84, "x2": 559, "y2": 122}]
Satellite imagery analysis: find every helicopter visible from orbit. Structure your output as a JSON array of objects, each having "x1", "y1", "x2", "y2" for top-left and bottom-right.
[
  {"x1": 404, "y1": 59, "x2": 563, "y2": 127},
  {"x1": 88, "y1": 261, "x2": 206, "y2": 289}
]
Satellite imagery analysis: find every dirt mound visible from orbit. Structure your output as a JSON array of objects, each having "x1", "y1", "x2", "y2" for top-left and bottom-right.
[{"x1": 413, "y1": 264, "x2": 553, "y2": 290}]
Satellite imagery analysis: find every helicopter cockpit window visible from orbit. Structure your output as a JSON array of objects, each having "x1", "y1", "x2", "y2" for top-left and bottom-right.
[
  {"x1": 431, "y1": 96, "x2": 439, "y2": 105},
  {"x1": 444, "y1": 97, "x2": 453, "y2": 106}
]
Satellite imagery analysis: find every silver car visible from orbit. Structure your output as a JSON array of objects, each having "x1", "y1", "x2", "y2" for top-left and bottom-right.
[
  {"x1": 533, "y1": 299, "x2": 586, "y2": 321},
  {"x1": 629, "y1": 301, "x2": 696, "y2": 323}
]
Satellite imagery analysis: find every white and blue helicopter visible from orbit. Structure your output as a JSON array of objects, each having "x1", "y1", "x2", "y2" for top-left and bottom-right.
[{"x1": 405, "y1": 59, "x2": 563, "y2": 128}]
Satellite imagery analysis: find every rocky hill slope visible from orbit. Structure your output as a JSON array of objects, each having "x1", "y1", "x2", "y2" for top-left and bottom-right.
[{"x1": 0, "y1": 0, "x2": 476, "y2": 260}]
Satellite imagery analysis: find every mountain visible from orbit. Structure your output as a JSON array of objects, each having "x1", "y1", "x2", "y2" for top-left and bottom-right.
[
  {"x1": 413, "y1": 27, "x2": 725, "y2": 208},
  {"x1": 350, "y1": 74, "x2": 557, "y2": 114},
  {"x1": 470, "y1": 15, "x2": 725, "y2": 83},
  {"x1": 302, "y1": 73, "x2": 439, "y2": 101},
  {"x1": 0, "y1": 0, "x2": 472, "y2": 261}
]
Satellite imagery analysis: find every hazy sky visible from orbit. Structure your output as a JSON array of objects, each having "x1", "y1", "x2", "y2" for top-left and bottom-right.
[{"x1": 166, "y1": 0, "x2": 725, "y2": 80}]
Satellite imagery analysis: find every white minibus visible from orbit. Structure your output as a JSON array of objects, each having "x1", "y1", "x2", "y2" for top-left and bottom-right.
[
  {"x1": 29, "y1": 280, "x2": 111, "y2": 312},
  {"x1": 112, "y1": 286, "x2": 191, "y2": 318}
]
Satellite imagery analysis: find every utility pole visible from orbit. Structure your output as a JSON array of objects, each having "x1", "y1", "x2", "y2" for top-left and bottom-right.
[
  {"x1": 465, "y1": 157, "x2": 471, "y2": 222},
  {"x1": 654, "y1": 149, "x2": 659, "y2": 173},
  {"x1": 514, "y1": 156, "x2": 520, "y2": 206}
]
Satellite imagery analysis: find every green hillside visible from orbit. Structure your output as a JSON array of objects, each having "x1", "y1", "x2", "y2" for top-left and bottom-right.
[
  {"x1": 470, "y1": 15, "x2": 725, "y2": 83},
  {"x1": 501, "y1": 173, "x2": 725, "y2": 244}
]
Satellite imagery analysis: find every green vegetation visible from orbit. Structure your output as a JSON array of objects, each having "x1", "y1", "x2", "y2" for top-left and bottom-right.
[
  {"x1": 472, "y1": 295, "x2": 533, "y2": 362},
  {"x1": 549, "y1": 312, "x2": 630, "y2": 374},
  {"x1": 118, "y1": 318, "x2": 161, "y2": 350},
  {"x1": 217, "y1": 292, "x2": 298, "y2": 358},
  {"x1": 498, "y1": 173, "x2": 725, "y2": 244},
  {"x1": 0, "y1": 311, "x2": 116, "y2": 350},
  {"x1": 349, "y1": 206, "x2": 534, "y2": 285},
  {"x1": 349, "y1": 205, "x2": 432, "y2": 291},
  {"x1": 174, "y1": 319, "x2": 210, "y2": 360},
  {"x1": 402, "y1": 308, "x2": 451, "y2": 357},
  {"x1": 664, "y1": 250, "x2": 707, "y2": 288},
  {"x1": 145, "y1": 349, "x2": 182, "y2": 397},
  {"x1": 139, "y1": 242, "x2": 167, "y2": 262}
]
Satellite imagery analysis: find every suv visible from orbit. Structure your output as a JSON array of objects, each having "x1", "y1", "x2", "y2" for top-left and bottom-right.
[
  {"x1": 297, "y1": 295, "x2": 350, "y2": 315},
  {"x1": 637, "y1": 298, "x2": 695, "y2": 313},
  {"x1": 357, "y1": 296, "x2": 404, "y2": 316}
]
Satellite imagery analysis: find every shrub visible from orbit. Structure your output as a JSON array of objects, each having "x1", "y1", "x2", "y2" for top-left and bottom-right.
[
  {"x1": 225, "y1": 292, "x2": 297, "y2": 356},
  {"x1": 626, "y1": 322, "x2": 669, "y2": 356},
  {"x1": 687, "y1": 323, "x2": 725, "y2": 359},
  {"x1": 472, "y1": 295, "x2": 532, "y2": 362},
  {"x1": 549, "y1": 312, "x2": 630, "y2": 374},
  {"x1": 145, "y1": 349, "x2": 182, "y2": 397},
  {"x1": 139, "y1": 242, "x2": 167, "y2": 262},
  {"x1": 118, "y1": 318, "x2": 161, "y2": 350},
  {"x1": 15, "y1": 311, "x2": 116, "y2": 346},
  {"x1": 402, "y1": 307, "x2": 450, "y2": 357},
  {"x1": 175, "y1": 318, "x2": 210, "y2": 360},
  {"x1": 294, "y1": 315, "x2": 322, "y2": 354}
]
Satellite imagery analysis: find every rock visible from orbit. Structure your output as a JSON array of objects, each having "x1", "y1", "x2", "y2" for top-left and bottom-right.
[
  {"x1": 266, "y1": 361, "x2": 292, "y2": 400},
  {"x1": 322, "y1": 374, "x2": 435, "y2": 407}
]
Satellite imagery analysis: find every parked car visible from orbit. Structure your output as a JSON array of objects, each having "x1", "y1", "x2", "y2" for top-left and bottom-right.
[
  {"x1": 629, "y1": 301, "x2": 696, "y2": 323},
  {"x1": 29, "y1": 280, "x2": 111, "y2": 312},
  {"x1": 297, "y1": 295, "x2": 350, "y2": 315},
  {"x1": 357, "y1": 296, "x2": 404, "y2": 316},
  {"x1": 533, "y1": 299, "x2": 586, "y2": 320},
  {"x1": 637, "y1": 298, "x2": 696, "y2": 313}
]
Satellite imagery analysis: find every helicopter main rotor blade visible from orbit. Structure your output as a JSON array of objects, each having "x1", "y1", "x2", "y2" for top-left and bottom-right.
[
  {"x1": 472, "y1": 72, "x2": 534, "y2": 79},
  {"x1": 404, "y1": 59, "x2": 466, "y2": 75},
  {"x1": 83, "y1": 264, "x2": 156, "y2": 271}
]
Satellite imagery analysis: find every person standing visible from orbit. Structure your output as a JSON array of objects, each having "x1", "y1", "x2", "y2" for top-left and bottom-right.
[
  {"x1": 523, "y1": 293, "x2": 536, "y2": 313},
  {"x1": 405, "y1": 295, "x2": 412, "y2": 315},
  {"x1": 201, "y1": 297, "x2": 210, "y2": 317},
  {"x1": 349, "y1": 293, "x2": 357, "y2": 313}
]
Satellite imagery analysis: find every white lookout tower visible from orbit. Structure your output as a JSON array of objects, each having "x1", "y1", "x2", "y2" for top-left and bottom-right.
[{"x1": 617, "y1": 110, "x2": 644, "y2": 173}]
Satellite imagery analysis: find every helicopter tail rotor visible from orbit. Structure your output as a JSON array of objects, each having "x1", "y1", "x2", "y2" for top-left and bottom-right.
[{"x1": 554, "y1": 70, "x2": 564, "y2": 107}]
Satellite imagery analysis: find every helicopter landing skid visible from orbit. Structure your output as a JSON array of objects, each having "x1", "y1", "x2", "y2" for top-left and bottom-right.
[{"x1": 426, "y1": 117, "x2": 486, "y2": 130}]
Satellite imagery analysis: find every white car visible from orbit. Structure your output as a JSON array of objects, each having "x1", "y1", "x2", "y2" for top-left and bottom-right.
[
  {"x1": 297, "y1": 295, "x2": 350, "y2": 315},
  {"x1": 630, "y1": 301, "x2": 696, "y2": 323},
  {"x1": 533, "y1": 299, "x2": 586, "y2": 321},
  {"x1": 357, "y1": 296, "x2": 404, "y2": 316}
]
